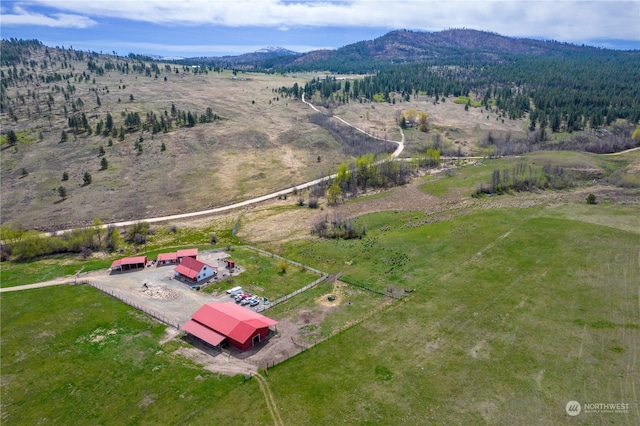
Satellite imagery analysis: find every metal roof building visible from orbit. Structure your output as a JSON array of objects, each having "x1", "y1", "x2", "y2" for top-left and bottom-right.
[
  {"x1": 174, "y1": 256, "x2": 217, "y2": 283},
  {"x1": 182, "y1": 302, "x2": 277, "y2": 351},
  {"x1": 110, "y1": 256, "x2": 147, "y2": 272}
]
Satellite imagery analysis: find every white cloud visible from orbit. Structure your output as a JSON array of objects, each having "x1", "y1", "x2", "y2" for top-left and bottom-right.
[
  {"x1": 7, "y1": 1, "x2": 640, "y2": 42},
  {"x1": 0, "y1": 5, "x2": 96, "y2": 28}
]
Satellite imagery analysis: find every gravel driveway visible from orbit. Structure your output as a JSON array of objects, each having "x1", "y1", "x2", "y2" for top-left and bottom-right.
[{"x1": 87, "y1": 251, "x2": 236, "y2": 326}]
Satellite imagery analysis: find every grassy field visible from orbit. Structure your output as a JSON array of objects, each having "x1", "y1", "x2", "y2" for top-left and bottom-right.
[
  {"x1": 203, "y1": 246, "x2": 323, "y2": 300},
  {"x1": 421, "y1": 150, "x2": 631, "y2": 198},
  {"x1": 267, "y1": 205, "x2": 639, "y2": 424},
  {"x1": 0, "y1": 285, "x2": 272, "y2": 425},
  {"x1": 3, "y1": 61, "x2": 640, "y2": 425},
  {"x1": 2, "y1": 191, "x2": 638, "y2": 424},
  {"x1": 0, "y1": 48, "x2": 345, "y2": 230}
]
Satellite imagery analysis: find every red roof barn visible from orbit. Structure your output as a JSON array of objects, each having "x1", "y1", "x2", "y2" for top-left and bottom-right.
[
  {"x1": 183, "y1": 302, "x2": 277, "y2": 351},
  {"x1": 110, "y1": 256, "x2": 147, "y2": 272},
  {"x1": 174, "y1": 256, "x2": 217, "y2": 283}
]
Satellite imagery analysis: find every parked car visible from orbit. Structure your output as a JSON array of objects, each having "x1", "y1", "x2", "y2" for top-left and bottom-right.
[
  {"x1": 249, "y1": 298, "x2": 260, "y2": 307},
  {"x1": 240, "y1": 297, "x2": 252, "y2": 306},
  {"x1": 235, "y1": 293, "x2": 251, "y2": 302}
]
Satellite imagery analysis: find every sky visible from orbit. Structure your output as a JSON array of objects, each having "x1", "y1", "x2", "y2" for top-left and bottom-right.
[{"x1": 1, "y1": 1, "x2": 639, "y2": 57}]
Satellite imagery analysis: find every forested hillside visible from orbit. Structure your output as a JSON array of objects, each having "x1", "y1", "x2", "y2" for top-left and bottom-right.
[
  {"x1": 297, "y1": 55, "x2": 640, "y2": 130},
  {"x1": 188, "y1": 28, "x2": 638, "y2": 74}
]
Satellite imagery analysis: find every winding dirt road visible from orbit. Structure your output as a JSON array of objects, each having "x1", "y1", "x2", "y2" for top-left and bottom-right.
[{"x1": 47, "y1": 97, "x2": 405, "y2": 236}]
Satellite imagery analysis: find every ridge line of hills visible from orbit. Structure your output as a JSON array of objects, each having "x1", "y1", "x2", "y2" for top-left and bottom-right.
[{"x1": 177, "y1": 28, "x2": 639, "y2": 72}]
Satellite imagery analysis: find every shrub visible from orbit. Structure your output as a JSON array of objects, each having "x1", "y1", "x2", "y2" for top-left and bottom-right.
[
  {"x1": 277, "y1": 260, "x2": 288, "y2": 274},
  {"x1": 586, "y1": 194, "x2": 597, "y2": 205},
  {"x1": 0, "y1": 244, "x2": 12, "y2": 262},
  {"x1": 133, "y1": 233, "x2": 147, "y2": 245},
  {"x1": 126, "y1": 222, "x2": 149, "y2": 243},
  {"x1": 311, "y1": 214, "x2": 365, "y2": 240}
]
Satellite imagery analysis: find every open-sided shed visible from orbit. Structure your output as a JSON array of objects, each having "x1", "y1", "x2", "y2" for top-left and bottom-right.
[
  {"x1": 177, "y1": 248, "x2": 198, "y2": 262},
  {"x1": 110, "y1": 256, "x2": 147, "y2": 272},
  {"x1": 156, "y1": 252, "x2": 178, "y2": 266}
]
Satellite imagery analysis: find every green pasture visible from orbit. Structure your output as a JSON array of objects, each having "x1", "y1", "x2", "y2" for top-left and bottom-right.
[
  {"x1": 422, "y1": 151, "x2": 630, "y2": 197},
  {"x1": 266, "y1": 278, "x2": 388, "y2": 343},
  {"x1": 0, "y1": 285, "x2": 270, "y2": 425},
  {"x1": 204, "y1": 247, "x2": 323, "y2": 301},
  {"x1": 0, "y1": 256, "x2": 113, "y2": 288},
  {"x1": 1, "y1": 175, "x2": 639, "y2": 423},
  {"x1": 269, "y1": 205, "x2": 640, "y2": 424},
  {"x1": 453, "y1": 96, "x2": 484, "y2": 107}
]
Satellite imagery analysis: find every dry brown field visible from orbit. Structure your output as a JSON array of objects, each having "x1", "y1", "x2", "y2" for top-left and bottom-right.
[{"x1": 1, "y1": 50, "x2": 526, "y2": 231}]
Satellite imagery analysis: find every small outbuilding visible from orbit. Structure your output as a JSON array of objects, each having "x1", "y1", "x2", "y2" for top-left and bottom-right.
[
  {"x1": 182, "y1": 302, "x2": 277, "y2": 351},
  {"x1": 157, "y1": 252, "x2": 178, "y2": 266},
  {"x1": 177, "y1": 248, "x2": 198, "y2": 262},
  {"x1": 224, "y1": 259, "x2": 236, "y2": 269},
  {"x1": 110, "y1": 256, "x2": 148, "y2": 272},
  {"x1": 174, "y1": 256, "x2": 217, "y2": 283}
]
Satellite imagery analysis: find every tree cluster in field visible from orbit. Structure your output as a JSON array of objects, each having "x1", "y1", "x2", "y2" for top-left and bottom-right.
[
  {"x1": 309, "y1": 150, "x2": 441, "y2": 211},
  {"x1": 475, "y1": 161, "x2": 573, "y2": 196},
  {"x1": 0, "y1": 39, "x2": 44, "y2": 66},
  {"x1": 480, "y1": 123, "x2": 639, "y2": 156},
  {"x1": 309, "y1": 113, "x2": 396, "y2": 157},
  {"x1": 311, "y1": 213, "x2": 366, "y2": 240},
  {"x1": 398, "y1": 108, "x2": 429, "y2": 132},
  {"x1": 0, "y1": 222, "x2": 121, "y2": 261},
  {"x1": 0, "y1": 218, "x2": 156, "y2": 261},
  {"x1": 125, "y1": 221, "x2": 152, "y2": 245}
]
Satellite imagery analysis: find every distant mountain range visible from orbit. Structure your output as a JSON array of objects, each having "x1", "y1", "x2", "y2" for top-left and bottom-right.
[
  {"x1": 183, "y1": 46, "x2": 299, "y2": 66},
  {"x1": 180, "y1": 28, "x2": 637, "y2": 72}
]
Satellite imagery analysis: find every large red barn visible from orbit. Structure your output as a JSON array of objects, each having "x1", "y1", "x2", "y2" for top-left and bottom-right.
[{"x1": 182, "y1": 302, "x2": 277, "y2": 351}]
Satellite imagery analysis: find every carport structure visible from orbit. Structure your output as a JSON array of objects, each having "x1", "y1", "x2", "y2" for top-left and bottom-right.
[{"x1": 110, "y1": 256, "x2": 147, "y2": 272}]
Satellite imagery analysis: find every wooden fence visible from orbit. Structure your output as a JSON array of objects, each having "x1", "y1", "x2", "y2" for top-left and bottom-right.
[
  {"x1": 254, "y1": 295, "x2": 406, "y2": 371},
  {"x1": 338, "y1": 275, "x2": 406, "y2": 299},
  {"x1": 83, "y1": 280, "x2": 180, "y2": 329},
  {"x1": 232, "y1": 246, "x2": 330, "y2": 313}
]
